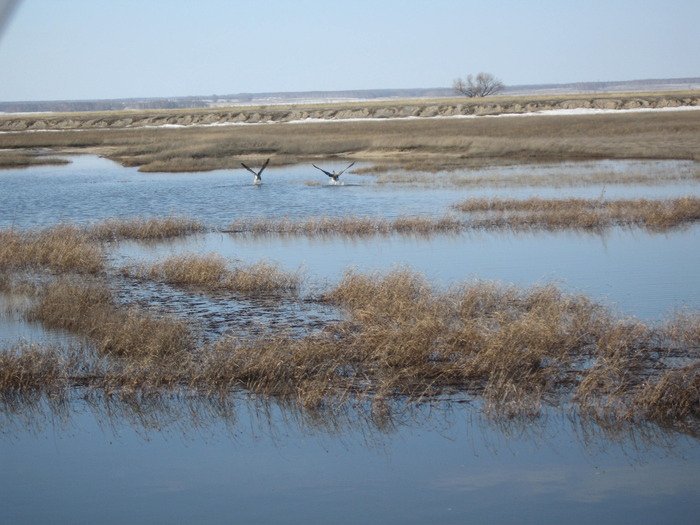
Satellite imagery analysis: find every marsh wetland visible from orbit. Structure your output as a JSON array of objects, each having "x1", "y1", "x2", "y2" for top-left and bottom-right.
[{"x1": 2, "y1": 103, "x2": 700, "y2": 524}]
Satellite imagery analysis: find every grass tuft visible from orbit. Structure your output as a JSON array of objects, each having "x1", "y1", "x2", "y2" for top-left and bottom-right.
[
  {"x1": 129, "y1": 253, "x2": 303, "y2": 295},
  {"x1": 90, "y1": 215, "x2": 207, "y2": 241},
  {"x1": 0, "y1": 224, "x2": 104, "y2": 273}
]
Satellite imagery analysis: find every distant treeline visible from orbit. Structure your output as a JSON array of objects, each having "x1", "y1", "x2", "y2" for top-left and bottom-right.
[
  {"x1": 2, "y1": 78, "x2": 698, "y2": 114},
  {"x1": 0, "y1": 97, "x2": 210, "y2": 114}
]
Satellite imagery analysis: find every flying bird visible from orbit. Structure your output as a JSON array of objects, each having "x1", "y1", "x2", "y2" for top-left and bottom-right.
[
  {"x1": 312, "y1": 161, "x2": 355, "y2": 184},
  {"x1": 241, "y1": 158, "x2": 270, "y2": 184}
]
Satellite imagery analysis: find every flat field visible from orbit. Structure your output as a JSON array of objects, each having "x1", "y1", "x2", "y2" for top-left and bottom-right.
[{"x1": 1, "y1": 91, "x2": 699, "y2": 172}]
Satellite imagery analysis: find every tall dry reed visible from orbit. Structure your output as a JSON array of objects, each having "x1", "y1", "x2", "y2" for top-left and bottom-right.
[{"x1": 0, "y1": 225, "x2": 104, "y2": 273}]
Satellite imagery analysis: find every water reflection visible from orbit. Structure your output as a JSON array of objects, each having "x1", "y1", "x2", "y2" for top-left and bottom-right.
[
  {"x1": 1, "y1": 156, "x2": 698, "y2": 230},
  {"x1": 1, "y1": 389, "x2": 695, "y2": 458},
  {"x1": 2, "y1": 156, "x2": 700, "y2": 524},
  {"x1": 2, "y1": 390, "x2": 699, "y2": 524},
  {"x1": 115, "y1": 225, "x2": 700, "y2": 320}
]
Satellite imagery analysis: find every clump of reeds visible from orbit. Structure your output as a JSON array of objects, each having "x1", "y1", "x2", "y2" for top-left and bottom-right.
[
  {"x1": 452, "y1": 196, "x2": 700, "y2": 231},
  {"x1": 131, "y1": 253, "x2": 303, "y2": 295},
  {"x1": 0, "y1": 343, "x2": 65, "y2": 394},
  {"x1": 180, "y1": 268, "x2": 700, "y2": 419},
  {"x1": 226, "y1": 261, "x2": 302, "y2": 294},
  {"x1": 632, "y1": 363, "x2": 700, "y2": 422},
  {"x1": 28, "y1": 277, "x2": 196, "y2": 363},
  {"x1": 142, "y1": 252, "x2": 229, "y2": 287},
  {"x1": 5, "y1": 261, "x2": 700, "y2": 426},
  {"x1": 0, "y1": 224, "x2": 104, "y2": 273},
  {"x1": 227, "y1": 215, "x2": 463, "y2": 237},
  {"x1": 90, "y1": 215, "x2": 207, "y2": 241}
]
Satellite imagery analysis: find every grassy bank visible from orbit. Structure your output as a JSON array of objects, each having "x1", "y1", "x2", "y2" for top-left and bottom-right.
[{"x1": 0, "y1": 94, "x2": 698, "y2": 172}]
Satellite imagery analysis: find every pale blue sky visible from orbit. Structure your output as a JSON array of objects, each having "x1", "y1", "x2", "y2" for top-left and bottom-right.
[{"x1": 0, "y1": 0, "x2": 697, "y2": 102}]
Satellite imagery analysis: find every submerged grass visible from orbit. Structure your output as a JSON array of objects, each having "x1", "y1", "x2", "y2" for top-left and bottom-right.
[
  {"x1": 195, "y1": 269, "x2": 699, "y2": 422},
  {"x1": 1, "y1": 209, "x2": 698, "y2": 429}
]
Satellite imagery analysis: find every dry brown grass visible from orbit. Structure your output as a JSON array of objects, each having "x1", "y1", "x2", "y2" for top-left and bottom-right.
[
  {"x1": 3, "y1": 267, "x2": 699, "y2": 428},
  {"x1": 633, "y1": 363, "x2": 700, "y2": 422},
  {"x1": 453, "y1": 196, "x2": 700, "y2": 230},
  {"x1": 130, "y1": 253, "x2": 303, "y2": 294},
  {"x1": 27, "y1": 277, "x2": 196, "y2": 363},
  {"x1": 1, "y1": 106, "x2": 699, "y2": 171},
  {"x1": 362, "y1": 161, "x2": 700, "y2": 186},
  {"x1": 227, "y1": 215, "x2": 464, "y2": 237},
  {"x1": 175, "y1": 269, "x2": 698, "y2": 422},
  {"x1": 0, "y1": 224, "x2": 105, "y2": 273},
  {"x1": 0, "y1": 152, "x2": 70, "y2": 169},
  {"x1": 0, "y1": 343, "x2": 66, "y2": 393},
  {"x1": 224, "y1": 197, "x2": 700, "y2": 239},
  {"x1": 89, "y1": 215, "x2": 207, "y2": 241}
]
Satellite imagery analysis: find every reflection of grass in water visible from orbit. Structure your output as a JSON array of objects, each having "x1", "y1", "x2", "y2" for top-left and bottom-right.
[{"x1": 4, "y1": 269, "x2": 698, "y2": 434}]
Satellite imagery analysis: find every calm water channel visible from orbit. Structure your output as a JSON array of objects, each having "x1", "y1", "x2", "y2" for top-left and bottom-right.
[{"x1": 2, "y1": 155, "x2": 700, "y2": 524}]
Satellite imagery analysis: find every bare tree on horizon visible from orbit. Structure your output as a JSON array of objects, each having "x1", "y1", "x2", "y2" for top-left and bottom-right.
[{"x1": 453, "y1": 72, "x2": 505, "y2": 98}]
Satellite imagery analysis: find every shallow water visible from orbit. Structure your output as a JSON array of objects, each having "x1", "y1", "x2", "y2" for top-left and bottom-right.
[
  {"x1": 2, "y1": 155, "x2": 700, "y2": 524},
  {"x1": 2, "y1": 397, "x2": 699, "y2": 525}
]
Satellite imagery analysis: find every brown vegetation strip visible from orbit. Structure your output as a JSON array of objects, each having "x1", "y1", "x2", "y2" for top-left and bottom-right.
[
  {"x1": 3, "y1": 269, "x2": 699, "y2": 430},
  {"x1": 127, "y1": 253, "x2": 303, "y2": 294},
  {"x1": 453, "y1": 196, "x2": 700, "y2": 230},
  {"x1": 89, "y1": 216, "x2": 207, "y2": 241},
  {"x1": 1, "y1": 107, "x2": 699, "y2": 172},
  {"x1": 0, "y1": 152, "x2": 70, "y2": 169},
  {"x1": 227, "y1": 215, "x2": 464, "y2": 237},
  {"x1": 225, "y1": 197, "x2": 700, "y2": 237}
]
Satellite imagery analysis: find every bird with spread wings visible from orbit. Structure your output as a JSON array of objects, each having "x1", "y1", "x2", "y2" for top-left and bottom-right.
[
  {"x1": 312, "y1": 162, "x2": 355, "y2": 184},
  {"x1": 241, "y1": 158, "x2": 270, "y2": 184}
]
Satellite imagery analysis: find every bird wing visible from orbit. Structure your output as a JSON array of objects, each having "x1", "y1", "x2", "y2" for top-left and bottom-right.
[
  {"x1": 258, "y1": 158, "x2": 270, "y2": 176},
  {"x1": 336, "y1": 161, "x2": 356, "y2": 176},
  {"x1": 312, "y1": 164, "x2": 333, "y2": 177},
  {"x1": 241, "y1": 162, "x2": 258, "y2": 176}
]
